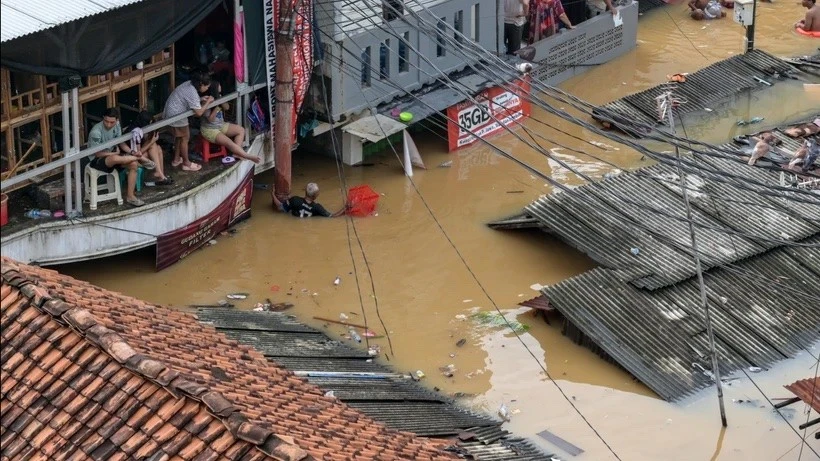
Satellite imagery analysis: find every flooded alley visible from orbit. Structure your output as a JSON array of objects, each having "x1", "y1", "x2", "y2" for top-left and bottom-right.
[{"x1": 57, "y1": 3, "x2": 819, "y2": 461}]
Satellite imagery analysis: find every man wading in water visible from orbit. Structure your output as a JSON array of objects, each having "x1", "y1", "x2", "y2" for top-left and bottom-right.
[{"x1": 272, "y1": 183, "x2": 347, "y2": 218}]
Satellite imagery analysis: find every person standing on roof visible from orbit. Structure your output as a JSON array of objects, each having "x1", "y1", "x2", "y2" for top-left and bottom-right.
[{"x1": 271, "y1": 183, "x2": 346, "y2": 218}]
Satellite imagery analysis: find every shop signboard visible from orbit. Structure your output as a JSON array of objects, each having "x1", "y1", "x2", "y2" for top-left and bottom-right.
[{"x1": 446, "y1": 77, "x2": 532, "y2": 151}]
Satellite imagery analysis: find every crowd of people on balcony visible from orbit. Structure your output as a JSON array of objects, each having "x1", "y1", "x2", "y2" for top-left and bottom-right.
[
  {"x1": 503, "y1": 0, "x2": 627, "y2": 55},
  {"x1": 87, "y1": 70, "x2": 260, "y2": 207}
]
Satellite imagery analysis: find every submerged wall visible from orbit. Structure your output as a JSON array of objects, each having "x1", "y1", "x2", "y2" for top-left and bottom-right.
[{"x1": 530, "y1": 1, "x2": 639, "y2": 85}]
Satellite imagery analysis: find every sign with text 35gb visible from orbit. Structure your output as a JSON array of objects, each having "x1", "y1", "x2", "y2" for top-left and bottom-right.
[{"x1": 446, "y1": 77, "x2": 531, "y2": 152}]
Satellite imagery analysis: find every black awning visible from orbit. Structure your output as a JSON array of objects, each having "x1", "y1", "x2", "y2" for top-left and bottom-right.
[{"x1": 1, "y1": 0, "x2": 222, "y2": 77}]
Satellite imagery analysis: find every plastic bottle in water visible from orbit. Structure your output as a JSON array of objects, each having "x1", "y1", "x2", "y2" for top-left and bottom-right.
[{"x1": 349, "y1": 328, "x2": 362, "y2": 343}]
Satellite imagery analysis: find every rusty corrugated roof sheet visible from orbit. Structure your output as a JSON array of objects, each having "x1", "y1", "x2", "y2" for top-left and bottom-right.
[
  {"x1": 519, "y1": 295, "x2": 553, "y2": 312},
  {"x1": 785, "y1": 377, "x2": 820, "y2": 413}
]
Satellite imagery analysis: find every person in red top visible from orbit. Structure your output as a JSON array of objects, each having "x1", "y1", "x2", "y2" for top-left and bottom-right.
[{"x1": 528, "y1": 0, "x2": 574, "y2": 43}]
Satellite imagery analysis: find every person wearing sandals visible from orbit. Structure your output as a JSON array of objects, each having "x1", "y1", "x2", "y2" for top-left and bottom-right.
[
  {"x1": 127, "y1": 111, "x2": 173, "y2": 186},
  {"x1": 87, "y1": 108, "x2": 154, "y2": 207},
  {"x1": 200, "y1": 83, "x2": 261, "y2": 163},
  {"x1": 162, "y1": 71, "x2": 213, "y2": 172}
]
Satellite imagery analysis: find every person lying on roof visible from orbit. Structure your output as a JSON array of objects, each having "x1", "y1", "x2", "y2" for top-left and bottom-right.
[
  {"x1": 788, "y1": 137, "x2": 820, "y2": 172},
  {"x1": 272, "y1": 183, "x2": 347, "y2": 218}
]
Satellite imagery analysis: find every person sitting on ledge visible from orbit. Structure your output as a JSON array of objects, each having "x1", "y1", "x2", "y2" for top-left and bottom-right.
[
  {"x1": 271, "y1": 183, "x2": 346, "y2": 218},
  {"x1": 87, "y1": 108, "x2": 154, "y2": 207},
  {"x1": 200, "y1": 83, "x2": 260, "y2": 164},
  {"x1": 124, "y1": 111, "x2": 172, "y2": 186},
  {"x1": 795, "y1": 0, "x2": 820, "y2": 32},
  {"x1": 689, "y1": 0, "x2": 726, "y2": 20}
]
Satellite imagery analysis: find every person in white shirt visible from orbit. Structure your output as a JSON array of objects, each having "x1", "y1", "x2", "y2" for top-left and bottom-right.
[
  {"x1": 504, "y1": 0, "x2": 530, "y2": 55},
  {"x1": 587, "y1": 0, "x2": 617, "y2": 17}
]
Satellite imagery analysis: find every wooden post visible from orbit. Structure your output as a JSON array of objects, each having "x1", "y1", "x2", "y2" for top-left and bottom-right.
[{"x1": 273, "y1": 0, "x2": 297, "y2": 202}]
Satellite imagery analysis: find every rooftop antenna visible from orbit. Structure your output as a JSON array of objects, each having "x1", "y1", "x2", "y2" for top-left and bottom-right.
[{"x1": 656, "y1": 89, "x2": 728, "y2": 427}]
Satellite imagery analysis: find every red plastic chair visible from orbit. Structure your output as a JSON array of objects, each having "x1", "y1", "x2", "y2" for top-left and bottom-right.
[{"x1": 195, "y1": 136, "x2": 228, "y2": 162}]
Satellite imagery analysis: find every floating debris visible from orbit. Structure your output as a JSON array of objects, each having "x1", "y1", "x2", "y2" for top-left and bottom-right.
[
  {"x1": 439, "y1": 160, "x2": 453, "y2": 168},
  {"x1": 498, "y1": 403, "x2": 511, "y2": 422},
  {"x1": 227, "y1": 293, "x2": 249, "y2": 300},
  {"x1": 471, "y1": 311, "x2": 530, "y2": 333},
  {"x1": 333, "y1": 276, "x2": 341, "y2": 285},
  {"x1": 456, "y1": 338, "x2": 467, "y2": 347}
]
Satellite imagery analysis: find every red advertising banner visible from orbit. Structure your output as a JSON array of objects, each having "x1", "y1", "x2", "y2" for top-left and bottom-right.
[
  {"x1": 446, "y1": 77, "x2": 532, "y2": 152},
  {"x1": 264, "y1": 0, "x2": 313, "y2": 145},
  {"x1": 291, "y1": 0, "x2": 313, "y2": 143},
  {"x1": 155, "y1": 169, "x2": 254, "y2": 270}
]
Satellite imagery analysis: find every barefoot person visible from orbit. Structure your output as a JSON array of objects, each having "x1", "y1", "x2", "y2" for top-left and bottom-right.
[
  {"x1": 271, "y1": 183, "x2": 346, "y2": 218},
  {"x1": 795, "y1": 0, "x2": 820, "y2": 32},
  {"x1": 201, "y1": 83, "x2": 260, "y2": 163},
  {"x1": 162, "y1": 72, "x2": 212, "y2": 172},
  {"x1": 126, "y1": 111, "x2": 172, "y2": 186},
  {"x1": 87, "y1": 108, "x2": 152, "y2": 207}
]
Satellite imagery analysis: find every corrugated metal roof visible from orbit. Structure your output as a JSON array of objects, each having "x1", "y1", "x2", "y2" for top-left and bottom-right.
[
  {"x1": 543, "y1": 242, "x2": 820, "y2": 401},
  {"x1": 785, "y1": 377, "x2": 820, "y2": 413},
  {"x1": 596, "y1": 51, "x2": 800, "y2": 136},
  {"x1": 196, "y1": 309, "x2": 555, "y2": 459},
  {"x1": 1, "y1": 0, "x2": 147, "y2": 43},
  {"x1": 522, "y1": 150, "x2": 820, "y2": 290}
]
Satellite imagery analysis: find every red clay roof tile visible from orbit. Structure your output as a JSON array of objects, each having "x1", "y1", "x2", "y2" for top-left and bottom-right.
[{"x1": 2, "y1": 258, "x2": 456, "y2": 460}]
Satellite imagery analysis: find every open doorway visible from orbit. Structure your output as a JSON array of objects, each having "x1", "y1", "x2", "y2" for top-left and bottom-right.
[{"x1": 175, "y1": 2, "x2": 236, "y2": 95}]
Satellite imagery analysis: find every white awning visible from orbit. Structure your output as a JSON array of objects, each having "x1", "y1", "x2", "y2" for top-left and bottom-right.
[
  {"x1": 341, "y1": 114, "x2": 407, "y2": 143},
  {"x1": 1, "y1": 0, "x2": 145, "y2": 43}
]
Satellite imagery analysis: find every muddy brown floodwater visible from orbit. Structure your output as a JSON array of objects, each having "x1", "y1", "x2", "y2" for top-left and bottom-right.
[{"x1": 60, "y1": 6, "x2": 819, "y2": 461}]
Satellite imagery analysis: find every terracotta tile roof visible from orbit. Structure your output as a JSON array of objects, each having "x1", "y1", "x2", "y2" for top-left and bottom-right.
[{"x1": 0, "y1": 258, "x2": 456, "y2": 460}]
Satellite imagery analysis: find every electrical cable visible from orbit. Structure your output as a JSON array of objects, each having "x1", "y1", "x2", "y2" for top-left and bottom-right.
[
  {"x1": 335, "y1": 0, "x2": 820, "y2": 206},
  {"x1": 318, "y1": 0, "x2": 820, "y2": 251},
  {"x1": 312, "y1": 5, "x2": 625, "y2": 458},
  {"x1": 309, "y1": 6, "x2": 820, "y2": 457}
]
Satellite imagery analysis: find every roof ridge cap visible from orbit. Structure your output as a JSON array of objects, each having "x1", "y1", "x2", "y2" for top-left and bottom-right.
[{"x1": 1, "y1": 263, "x2": 311, "y2": 461}]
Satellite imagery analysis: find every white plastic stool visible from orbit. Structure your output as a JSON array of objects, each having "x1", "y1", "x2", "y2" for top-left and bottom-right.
[{"x1": 84, "y1": 164, "x2": 123, "y2": 210}]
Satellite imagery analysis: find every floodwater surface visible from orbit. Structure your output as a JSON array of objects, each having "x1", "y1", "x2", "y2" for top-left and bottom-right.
[{"x1": 59, "y1": 6, "x2": 819, "y2": 461}]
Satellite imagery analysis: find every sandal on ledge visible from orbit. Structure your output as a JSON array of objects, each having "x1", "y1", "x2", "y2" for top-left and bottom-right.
[{"x1": 182, "y1": 163, "x2": 202, "y2": 172}]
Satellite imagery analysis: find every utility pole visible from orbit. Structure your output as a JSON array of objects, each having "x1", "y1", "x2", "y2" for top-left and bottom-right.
[
  {"x1": 274, "y1": 0, "x2": 298, "y2": 202},
  {"x1": 734, "y1": 0, "x2": 756, "y2": 52},
  {"x1": 745, "y1": 0, "x2": 756, "y2": 52},
  {"x1": 661, "y1": 91, "x2": 728, "y2": 427}
]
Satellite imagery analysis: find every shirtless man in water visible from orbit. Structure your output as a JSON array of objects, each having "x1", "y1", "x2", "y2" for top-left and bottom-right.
[
  {"x1": 796, "y1": 0, "x2": 820, "y2": 31},
  {"x1": 690, "y1": 0, "x2": 726, "y2": 20}
]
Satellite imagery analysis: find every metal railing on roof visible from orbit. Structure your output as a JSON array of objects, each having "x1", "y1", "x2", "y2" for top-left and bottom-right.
[{"x1": 1, "y1": 83, "x2": 267, "y2": 192}]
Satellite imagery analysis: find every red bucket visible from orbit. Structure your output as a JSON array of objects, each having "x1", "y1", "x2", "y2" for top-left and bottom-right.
[
  {"x1": 346, "y1": 185, "x2": 379, "y2": 217},
  {"x1": 0, "y1": 193, "x2": 8, "y2": 227}
]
